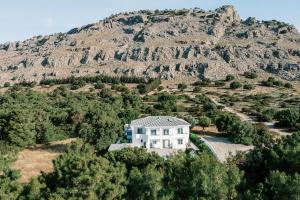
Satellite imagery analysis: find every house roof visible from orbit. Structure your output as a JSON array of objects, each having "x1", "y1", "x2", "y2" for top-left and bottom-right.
[{"x1": 130, "y1": 116, "x2": 191, "y2": 127}]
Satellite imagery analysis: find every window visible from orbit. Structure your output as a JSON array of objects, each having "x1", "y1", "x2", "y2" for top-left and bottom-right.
[
  {"x1": 178, "y1": 128, "x2": 183, "y2": 134},
  {"x1": 137, "y1": 128, "x2": 143, "y2": 134},
  {"x1": 163, "y1": 129, "x2": 169, "y2": 135},
  {"x1": 151, "y1": 129, "x2": 157, "y2": 136},
  {"x1": 151, "y1": 140, "x2": 157, "y2": 144},
  {"x1": 178, "y1": 139, "x2": 183, "y2": 145}
]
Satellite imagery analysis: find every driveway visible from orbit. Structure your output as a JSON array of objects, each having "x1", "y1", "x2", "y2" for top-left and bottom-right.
[{"x1": 201, "y1": 135, "x2": 254, "y2": 162}]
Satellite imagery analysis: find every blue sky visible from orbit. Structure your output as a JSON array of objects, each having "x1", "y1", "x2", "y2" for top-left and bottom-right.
[{"x1": 1, "y1": 0, "x2": 299, "y2": 43}]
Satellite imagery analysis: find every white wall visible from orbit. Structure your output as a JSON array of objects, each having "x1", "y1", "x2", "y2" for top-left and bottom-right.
[{"x1": 131, "y1": 125, "x2": 190, "y2": 150}]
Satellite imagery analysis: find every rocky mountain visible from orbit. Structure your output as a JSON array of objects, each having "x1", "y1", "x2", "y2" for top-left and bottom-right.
[{"x1": 0, "y1": 5, "x2": 300, "y2": 84}]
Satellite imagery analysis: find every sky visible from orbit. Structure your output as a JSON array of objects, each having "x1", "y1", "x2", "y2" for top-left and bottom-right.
[{"x1": 1, "y1": 0, "x2": 299, "y2": 43}]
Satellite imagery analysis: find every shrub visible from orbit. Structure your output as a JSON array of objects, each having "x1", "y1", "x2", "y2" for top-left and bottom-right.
[
  {"x1": 244, "y1": 71, "x2": 258, "y2": 79},
  {"x1": 284, "y1": 83, "x2": 293, "y2": 89},
  {"x1": 94, "y1": 81, "x2": 105, "y2": 89},
  {"x1": 230, "y1": 81, "x2": 242, "y2": 89},
  {"x1": 215, "y1": 80, "x2": 226, "y2": 87},
  {"x1": 275, "y1": 109, "x2": 300, "y2": 128},
  {"x1": 137, "y1": 78, "x2": 161, "y2": 94},
  {"x1": 225, "y1": 74, "x2": 235, "y2": 81},
  {"x1": 194, "y1": 78, "x2": 211, "y2": 86},
  {"x1": 257, "y1": 108, "x2": 277, "y2": 122},
  {"x1": 262, "y1": 77, "x2": 284, "y2": 88},
  {"x1": 3, "y1": 82, "x2": 10, "y2": 87},
  {"x1": 178, "y1": 83, "x2": 187, "y2": 92},
  {"x1": 157, "y1": 86, "x2": 164, "y2": 91},
  {"x1": 243, "y1": 84, "x2": 255, "y2": 90},
  {"x1": 193, "y1": 86, "x2": 202, "y2": 93}
]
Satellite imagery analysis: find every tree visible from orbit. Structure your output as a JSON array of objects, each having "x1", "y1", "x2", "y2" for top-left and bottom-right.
[
  {"x1": 265, "y1": 171, "x2": 300, "y2": 199},
  {"x1": 78, "y1": 107, "x2": 122, "y2": 152},
  {"x1": 230, "y1": 81, "x2": 242, "y2": 89},
  {"x1": 275, "y1": 109, "x2": 299, "y2": 128},
  {"x1": 137, "y1": 84, "x2": 146, "y2": 94},
  {"x1": 127, "y1": 165, "x2": 164, "y2": 200},
  {"x1": 164, "y1": 153, "x2": 243, "y2": 199},
  {"x1": 216, "y1": 114, "x2": 240, "y2": 133},
  {"x1": 6, "y1": 109, "x2": 37, "y2": 148},
  {"x1": 154, "y1": 93, "x2": 177, "y2": 112},
  {"x1": 198, "y1": 116, "x2": 211, "y2": 130},
  {"x1": 39, "y1": 141, "x2": 127, "y2": 199},
  {"x1": 0, "y1": 169, "x2": 23, "y2": 200}
]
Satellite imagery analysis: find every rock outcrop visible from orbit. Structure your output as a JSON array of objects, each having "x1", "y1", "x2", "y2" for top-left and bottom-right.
[{"x1": 0, "y1": 5, "x2": 299, "y2": 84}]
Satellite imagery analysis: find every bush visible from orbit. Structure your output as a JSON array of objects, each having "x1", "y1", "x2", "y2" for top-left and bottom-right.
[
  {"x1": 189, "y1": 134, "x2": 211, "y2": 153},
  {"x1": 257, "y1": 108, "x2": 276, "y2": 122},
  {"x1": 262, "y1": 77, "x2": 284, "y2": 88},
  {"x1": 215, "y1": 80, "x2": 226, "y2": 87},
  {"x1": 243, "y1": 84, "x2": 255, "y2": 90},
  {"x1": 138, "y1": 78, "x2": 161, "y2": 94},
  {"x1": 94, "y1": 81, "x2": 105, "y2": 89},
  {"x1": 275, "y1": 109, "x2": 300, "y2": 128},
  {"x1": 284, "y1": 83, "x2": 293, "y2": 89},
  {"x1": 194, "y1": 78, "x2": 211, "y2": 86},
  {"x1": 4, "y1": 82, "x2": 10, "y2": 87},
  {"x1": 225, "y1": 74, "x2": 235, "y2": 81},
  {"x1": 230, "y1": 81, "x2": 242, "y2": 89},
  {"x1": 178, "y1": 83, "x2": 187, "y2": 92},
  {"x1": 193, "y1": 86, "x2": 202, "y2": 93},
  {"x1": 157, "y1": 86, "x2": 164, "y2": 91},
  {"x1": 244, "y1": 71, "x2": 258, "y2": 79}
]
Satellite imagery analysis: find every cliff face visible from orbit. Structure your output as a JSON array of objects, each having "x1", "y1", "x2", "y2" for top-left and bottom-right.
[{"x1": 0, "y1": 5, "x2": 300, "y2": 84}]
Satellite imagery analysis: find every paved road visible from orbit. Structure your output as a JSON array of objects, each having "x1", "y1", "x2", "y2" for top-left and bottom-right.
[
  {"x1": 201, "y1": 135, "x2": 254, "y2": 162},
  {"x1": 209, "y1": 97, "x2": 292, "y2": 136}
]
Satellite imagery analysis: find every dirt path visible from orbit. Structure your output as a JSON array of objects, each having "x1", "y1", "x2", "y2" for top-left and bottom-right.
[{"x1": 209, "y1": 97, "x2": 291, "y2": 136}]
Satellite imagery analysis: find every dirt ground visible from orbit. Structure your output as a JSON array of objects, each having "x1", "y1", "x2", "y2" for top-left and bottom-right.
[{"x1": 12, "y1": 138, "x2": 76, "y2": 183}]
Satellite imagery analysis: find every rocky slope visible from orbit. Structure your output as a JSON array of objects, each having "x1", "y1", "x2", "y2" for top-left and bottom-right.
[{"x1": 0, "y1": 5, "x2": 300, "y2": 84}]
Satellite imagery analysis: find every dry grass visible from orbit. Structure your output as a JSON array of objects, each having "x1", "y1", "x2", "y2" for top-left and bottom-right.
[{"x1": 12, "y1": 138, "x2": 76, "y2": 183}]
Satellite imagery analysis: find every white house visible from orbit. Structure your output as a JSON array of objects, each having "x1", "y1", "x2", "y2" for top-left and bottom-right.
[{"x1": 124, "y1": 116, "x2": 191, "y2": 150}]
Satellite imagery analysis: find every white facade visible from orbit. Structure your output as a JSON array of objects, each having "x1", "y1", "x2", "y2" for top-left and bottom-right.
[{"x1": 126, "y1": 116, "x2": 191, "y2": 150}]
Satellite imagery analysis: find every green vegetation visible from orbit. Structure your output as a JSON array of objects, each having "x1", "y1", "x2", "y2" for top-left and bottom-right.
[
  {"x1": 244, "y1": 71, "x2": 258, "y2": 79},
  {"x1": 243, "y1": 83, "x2": 255, "y2": 90},
  {"x1": 40, "y1": 75, "x2": 146, "y2": 86},
  {"x1": 216, "y1": 113, "x2": 273, "y2": 145},
  {"x1": 0, "y1": 76, "x2": 299, "y2": 199},
  {"x1": 262, "y1": 77, "x2": 284, "y2": 87},
  {"x1": 225, "y1": 74, "x2": 235, "y2": 81},
  {"x1": 275, "y1": 109, "x2": 300, "y2": 129},
  {"x1": 94, "y1": 81, "x2": 105, "y2": 89},
  {"x1": 137, "y1": 78, "x2": 161, "y2": 94},
  {"x1": 1, "y1": 141, "x2": 244, "y2": 199},
  {"x1": 239, "y1": 132, "x2": 300, "y2": 199},
  {"x1": 198, "y1": 116, "x2": 211, "y2": 130},
  {"x1": 230, "y1": 81, "x2": 242, "y2": 89},
  {"x1": 177, "y1": 83, "x2": 187, "y2": 92},
  {"x1": 194, "y1": 78, "x2": 211, "y2": 86}
]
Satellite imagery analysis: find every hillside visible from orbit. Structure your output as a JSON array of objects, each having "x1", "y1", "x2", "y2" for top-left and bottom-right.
[{"x1": 0, "y1": 5, "x2": 300, "y2": 85}]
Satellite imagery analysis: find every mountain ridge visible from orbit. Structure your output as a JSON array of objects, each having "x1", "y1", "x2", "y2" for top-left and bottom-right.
[{"x1": 0, "y1": 5, "x2": 300, "y2": 85}]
